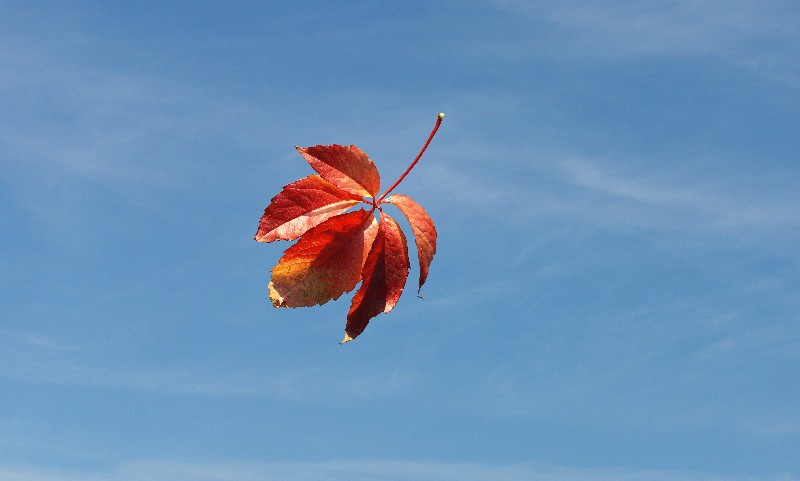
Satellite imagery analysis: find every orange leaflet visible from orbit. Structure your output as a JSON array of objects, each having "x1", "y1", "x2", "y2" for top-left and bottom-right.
[
  {"x1": 255, "y1": 174, "x2": 364, "y2": 243},
  {"x1": 256, "y1": 114, "x2": 444, "y2": 342},
  {"x1": 269, "y1": 209, "x2": 378, "y2": 308},
  {"x1": 343, "y1": 213, "x2": 409, "y2": 343},
  {"x1": 384, "y1": 194, "x2": 437, "y2": 294},
  {"x1": 296, "y1": 145, "x2": 381, "y2": 198}
]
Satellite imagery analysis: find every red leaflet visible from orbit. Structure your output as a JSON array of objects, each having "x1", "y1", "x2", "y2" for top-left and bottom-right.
[
  {"x1": 255, "y1": 175, "x2": 363, "y2": 243},
  {"x1": 256, "y1": 114, "x2": 445, "y2": 343},
  {"x1": 269, "y1": 209, "x2": 378, "y2": 308},
  {"x1": 297, "y1": 144, "x2": 381, "y2": 198},
  {"x1": 384, "y1": 194, "x2": 437, "y2": 294},
  {"x1": 344, "y1": 213, "x2": 409, "y2": 343}
]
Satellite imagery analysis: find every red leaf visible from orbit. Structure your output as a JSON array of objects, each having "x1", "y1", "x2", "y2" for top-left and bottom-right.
[
  {"x1": 269, "y1": 209, "x2": 379, "y2": 308},
  {"x1": 342, "y1": 212, "x2": 409, "y2": 343},
  {"x1": 255, "y1": 174, "x2": 364, "y2": 242},
  {"x1": 297, "y1": 145, "x2": 381, "y2": 198},
  {"x1": 256, "y1": 114, "x2": 445, "y2": 342},
  {"x1": 384, "y1": 194, "x2": 437, "y2": 294}
]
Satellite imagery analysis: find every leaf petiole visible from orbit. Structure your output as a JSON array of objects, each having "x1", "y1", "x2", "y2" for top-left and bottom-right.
[{"x1": 377, "y1": 113, "x2": 444, "y2": 203}]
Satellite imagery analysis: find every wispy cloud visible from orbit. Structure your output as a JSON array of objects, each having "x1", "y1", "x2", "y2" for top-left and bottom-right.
[
  {"x1": 0, "y1": 459, "x2": 793, "y2": 481},
  {"x1": 489, "y1": 0, "x2": 800, "y2": 83},
  {"x1": 557, "y1": 158, "x2": 800, "y2": 237},
  {"x1": 451, "y1": 296, "x2": 800, "y2": 434},
  {"x1": 0, "y1": 329, "x2": 415, "y2": 402},
  {"x1": 420, "y1": 150, "x2": 800, "y2": 250}
]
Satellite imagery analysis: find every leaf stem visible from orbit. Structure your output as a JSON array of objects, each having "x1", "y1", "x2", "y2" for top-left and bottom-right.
[{"x1": 377, "y1": 113, "x2": 444, "y2": 203}]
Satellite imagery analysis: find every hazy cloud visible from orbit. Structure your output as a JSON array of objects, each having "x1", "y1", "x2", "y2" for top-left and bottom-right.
[{"x1": 0, "y1": 459, "x2": 793, "y2": 481}]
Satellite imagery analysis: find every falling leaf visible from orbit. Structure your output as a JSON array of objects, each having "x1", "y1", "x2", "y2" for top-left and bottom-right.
[{"x1": 255, "y1": 113, "x2": 445, "y2": 342}]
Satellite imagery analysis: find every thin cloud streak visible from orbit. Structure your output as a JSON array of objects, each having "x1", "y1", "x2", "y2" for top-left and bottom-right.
[
  {"x1": 558, "y1": 158, "x2": 800, "y2": 234},
  {"x1": 421, "y1": 156, "x2": 800, "y2": 248},
  {"x1": 489, "y1": 0, "x2": 800, "y2": 82},
  {"x1": 0, "y1": 329, "x2": 415, "y2": 402}
]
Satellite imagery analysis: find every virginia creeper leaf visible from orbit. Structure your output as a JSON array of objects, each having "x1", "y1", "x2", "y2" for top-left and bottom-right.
[
  {"x1": 297, "y1": 145, "x2": 381, "y2": 198},
  {"x1": 343, "y1": 212, "x2": 410, "y2": 343},
  {"x1": 269, "y1": 209, "x2": 379, "y2": 308},
  {"x1": 256, "y1": 114, "x2": 444, "y2": 342},
  {"x1": 384, "y1": 194, "x2": 437, "y2": 294},
  {"x1": 255, "y1": 174, "x2": 363, "y2": 242}
]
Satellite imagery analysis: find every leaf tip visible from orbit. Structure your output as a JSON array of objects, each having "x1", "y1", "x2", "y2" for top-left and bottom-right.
[
  {"x1": 268, "y1": 281, "x2": 287, "y2": 308},
  {"x1": 340, "y1": 332, "x2": 354, "y2": 344},
  {"x1": 438, "y1": 112, "x2": 445, "y2": 120}
]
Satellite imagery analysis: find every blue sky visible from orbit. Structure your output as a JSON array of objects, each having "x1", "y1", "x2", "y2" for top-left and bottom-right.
[{"x1": 1, "y1": 1, "x2": 799, "y2": 479}]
